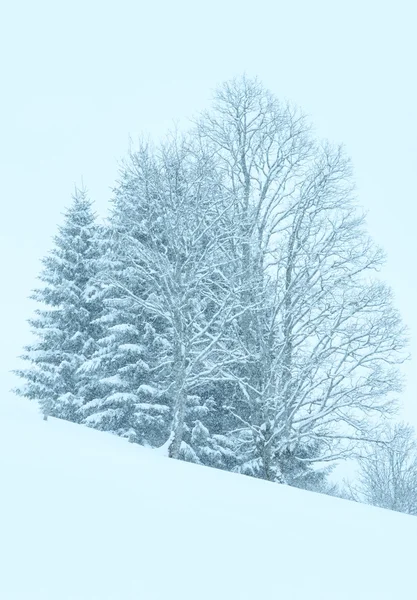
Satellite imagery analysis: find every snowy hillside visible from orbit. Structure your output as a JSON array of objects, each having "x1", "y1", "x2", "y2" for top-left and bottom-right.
[{"x1": 1, "y1": 396, "x2": 416, "y2": 600}]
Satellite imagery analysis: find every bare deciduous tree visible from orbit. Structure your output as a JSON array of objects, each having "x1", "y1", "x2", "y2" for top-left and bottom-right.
[
  {"x1": 109, "y1": 137, "x2": 245, "y2": 459},
  {"x1": 195, "y1": 76, "x2": 407, "y2": 481},
  {"x1": 346, "y1": 423, "x2": 417, "y2": 515}
]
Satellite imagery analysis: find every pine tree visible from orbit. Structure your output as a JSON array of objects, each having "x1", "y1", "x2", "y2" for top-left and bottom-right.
[
  {"x1": 78, "y1": 176, "x2": 172, "y2": 445},
  {"x1": 14, "y1": 188, "x2": 102, "y2": 421}
]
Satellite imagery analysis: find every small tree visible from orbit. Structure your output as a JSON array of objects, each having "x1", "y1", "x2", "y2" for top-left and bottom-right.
[
  {"x1": 14, "y1": 189, "x2": 102, "y2": 421},
  {"x1": 347, "y1": 423, "x2": 417, "y2": 515}
]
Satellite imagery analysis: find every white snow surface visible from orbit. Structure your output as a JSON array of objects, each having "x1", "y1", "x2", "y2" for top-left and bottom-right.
[{"x1": 1, "y1": 395, "x2": 416, "y2": 600}]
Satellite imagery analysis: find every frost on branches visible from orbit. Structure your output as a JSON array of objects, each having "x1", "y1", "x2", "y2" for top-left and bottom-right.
[
  {"x1": 193, "y1": 77, "x2": 407, "y2": 482},
  {"x1": 103, "y1": 139, "x2": 242, "y2": 459}
]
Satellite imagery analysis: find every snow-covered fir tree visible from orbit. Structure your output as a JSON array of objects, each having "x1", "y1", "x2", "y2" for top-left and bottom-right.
[
  {"x1": 14, "y1": 189, "x2": 103, "y2": 421},
  {"x1": 78, "y1": 175, "x2": 172, "y2": 445}
]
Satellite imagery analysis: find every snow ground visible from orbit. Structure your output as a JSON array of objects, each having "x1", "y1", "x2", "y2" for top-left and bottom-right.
[{"x1": 1, "y1": 395, "x2": 416, "y2": 600}]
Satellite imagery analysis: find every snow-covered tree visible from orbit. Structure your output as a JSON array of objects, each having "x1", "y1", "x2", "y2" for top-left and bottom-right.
[
  {"x1": 15, "y1": 77, "x2": 407, "y2": 496},
  {"x1": 347, "y1": 423, "x2": 417, "y2": 515},
  {"x1": 101, "y1": 137, "x2": 244, "y2": 459},
  {"x1": 14, "y1": 189, "x2": 103, "y2": 421},
  {"x1": 77, "y1": 208, "x2": 171, "y2": 445},
  {"x1": 195, "y1": 76, "x2": 407, "y2": 482}
]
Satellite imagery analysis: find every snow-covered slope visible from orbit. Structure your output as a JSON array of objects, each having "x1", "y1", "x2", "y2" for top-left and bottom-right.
[{"x1": 1, "y1": 396, "x2": 415, "y2": 600}]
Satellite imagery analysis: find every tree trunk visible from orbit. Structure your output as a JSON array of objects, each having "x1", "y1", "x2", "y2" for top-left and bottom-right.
[
  {"x1": 167, "y1": 332, "x2": 187, "y2": 459},
  {"x1": 168, "y1": 387, "x2": 186, "y2": 459}
]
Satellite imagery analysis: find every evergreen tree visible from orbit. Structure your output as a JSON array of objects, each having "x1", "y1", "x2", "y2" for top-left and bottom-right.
[
  {"x1": 14, "y1": 189, "x2": 102, "y2": 421},
  {"x1": 79, "y1": 173, "x2": 172, "y2": 445}
]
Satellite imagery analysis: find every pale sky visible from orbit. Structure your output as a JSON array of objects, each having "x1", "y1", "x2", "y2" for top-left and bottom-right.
[{"x1": 1, "y1": 0, "x2": 416, "y2": 425}]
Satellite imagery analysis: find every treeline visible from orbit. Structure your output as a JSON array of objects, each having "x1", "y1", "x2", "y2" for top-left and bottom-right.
[{"x1": 15, "y1": 77, "x2": 407, "y2": 495}]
